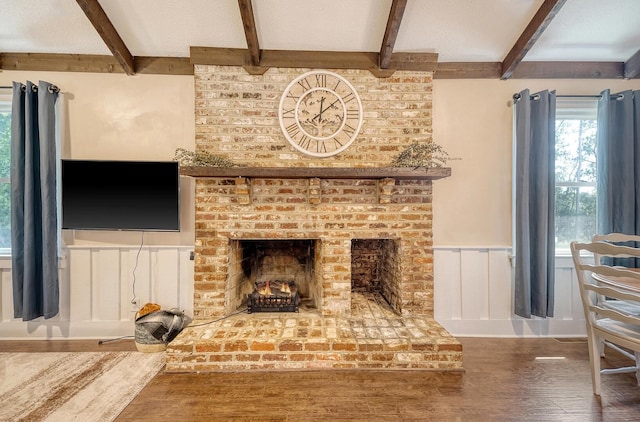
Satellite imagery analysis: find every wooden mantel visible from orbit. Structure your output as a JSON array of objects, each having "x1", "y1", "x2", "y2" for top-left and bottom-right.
[{"x1": 180, "y1": 166, "x2": 451, "y2": 180}]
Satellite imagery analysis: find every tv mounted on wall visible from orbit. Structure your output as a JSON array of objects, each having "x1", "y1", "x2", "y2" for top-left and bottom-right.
[{"x1": 61, "y1": 160, "x2": 180, "y2": 232}]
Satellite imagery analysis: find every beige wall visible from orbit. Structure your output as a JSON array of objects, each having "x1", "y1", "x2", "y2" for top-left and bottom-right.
[
  {"x1": 432, "y1": 78, "x2": 640, "y2": 246},
  {"x1": 3, "y1": 70, "x2": 640, "y2": 248},
  {"x1": 0, "y1": 70, "x2": 196, "y2": 246}
]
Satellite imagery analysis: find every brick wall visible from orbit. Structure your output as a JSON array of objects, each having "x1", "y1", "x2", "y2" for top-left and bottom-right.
[
  {"x1": 194, "y1": 66, "x2": 433, "y2": 167},
  {"x1": 193, "y1": 65, "x2": 435, "y2": 319}
]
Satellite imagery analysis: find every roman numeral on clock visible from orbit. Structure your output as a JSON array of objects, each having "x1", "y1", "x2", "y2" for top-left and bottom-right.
[
  {"x1": 343, "y1": 124, "x2": 356, "y2": 137},
  {"x1": 298, "y1": 135, "x2": 312, "y2": 150},
  {"x1": 297, "y1": 78, "x2": 312, "y2": 91},
  {"x1": 346, "y1": 110, "x2": 359, "y2": 119},
  {"x1": 286, "y1": 123, "x2": 300, "y2": 138},
  {"x1": 315, "y1": 74, "x2": 327, "y2": 87}
]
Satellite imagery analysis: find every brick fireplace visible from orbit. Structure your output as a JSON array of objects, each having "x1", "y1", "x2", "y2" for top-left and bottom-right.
[{"x1": 166, "y1": 65, "x2": 462, "y2": 371}]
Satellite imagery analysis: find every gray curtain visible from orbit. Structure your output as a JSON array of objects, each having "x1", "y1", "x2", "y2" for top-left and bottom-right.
[
  {"x1": 597, "y1": 90, "x2": 640, "y2": 233},
  {"x1": 514, "y1": 89, "x2": 556, "y2": 318},
  {"x1": 596, "y1": 90, "x2": 640, "y2": 266},
  {"x1": 11, "y1": 81, "x2": 59, "y2": 320}
]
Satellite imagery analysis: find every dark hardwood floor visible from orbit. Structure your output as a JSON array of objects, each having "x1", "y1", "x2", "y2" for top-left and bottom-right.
[{"x1": 2, "y1": 337, "x2": 639, "y2": 421}]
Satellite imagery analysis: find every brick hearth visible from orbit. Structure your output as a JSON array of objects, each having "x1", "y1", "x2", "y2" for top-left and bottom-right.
[{"x1": 167, "y1": 292, "x2": 462, "y2": 371}]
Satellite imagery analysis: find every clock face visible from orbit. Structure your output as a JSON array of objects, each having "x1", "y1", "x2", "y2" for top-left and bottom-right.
[{"x1": 278, "y1": 70, "x2": 363, "y2": 158}]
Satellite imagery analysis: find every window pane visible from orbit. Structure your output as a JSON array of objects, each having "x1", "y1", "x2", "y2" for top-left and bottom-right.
[
  {"x1": 0, "y1": 183, "x2": 10, "y2": 248},
  {"x1": 0, "y1": 110, "x2": 9, "y2": 179},
  {"x1": 0, "y1": 108, "x2": 10, "y2": 250},
  {"x1": 555, "y1": 186, "x2": 597, "y2": 250},
  {"x1": 555, "y1": 119, "x2": 597, "y2": 183},
  {"x1": 554, "y1": 98, "x2": 598, "y2": 251}
]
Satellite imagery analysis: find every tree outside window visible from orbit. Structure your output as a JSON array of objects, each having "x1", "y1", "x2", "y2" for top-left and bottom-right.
[
  {"x1": 554, "y1": 99, "x2": 598, "y2": 251},
  {"x1": 0, "y1": 101, "x2": 10, "y2": 250}
]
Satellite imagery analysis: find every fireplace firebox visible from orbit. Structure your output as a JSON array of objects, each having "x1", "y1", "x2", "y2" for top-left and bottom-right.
[{"x1": 228, "y1": 239, "x2": 319, "y2": 314}]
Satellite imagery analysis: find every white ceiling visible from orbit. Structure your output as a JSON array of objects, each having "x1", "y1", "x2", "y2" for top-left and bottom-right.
[{"x1": 0, "y1": 0, "x2": 639, "y2": 64}]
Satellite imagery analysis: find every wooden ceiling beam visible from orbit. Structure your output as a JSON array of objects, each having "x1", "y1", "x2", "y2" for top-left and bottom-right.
[
  {"x1": 190, "y1": 47, "x2": 440, "y2": 76},
  {"x1": 190, "y1": 47, "x2": 253, "y2": 66},
  {"x1": 435, "y1": 61, "x2": 624, "y2": 79},
  {"x1": 260, "y1": 50, "x2": 378, "y2": 70},
  {"x1": 237, "y1": 0, "x2": 261, "y2": 67},
  {"x1": 1, "y1": 53, "x2": 123, "y2": 73},
  {"x1": 500, "y1": 0, "x2": 568, "y2": 80},
  {"x1": 134, "y1": 57, "x2": 193, "y2": 75},
  {"x1": 75, "y1": 0, "x2": 136, "y2": 75},
  {"x1": 0, "y1": 53, "x2": 192, "y2": 75},
  {"x1": 388, "y1": 52, "x2": 438, "y2": 71},
  {"x1": 511, "y1": 61, "x2": 623, "y2": 79},
  {"x1": 379, "y1": 0, "x2": 408, "y2": 69},
  {"x1": 191, "y1": 47, "x2": 379, "y2": 70},
  {"x1": 624, "y1": 48, "x2": 640, "y2": 79},
  {"x1": 0, "y1": 51, "x2": 627, "y2": 80},
  {"x1": 435, "y1": 62, "x2": 502, "y2": 79}
]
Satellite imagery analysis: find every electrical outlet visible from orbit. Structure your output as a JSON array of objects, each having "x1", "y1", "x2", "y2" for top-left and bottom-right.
[{"x1": 130, "y1": 298, "x2": 140, "y2": 312}]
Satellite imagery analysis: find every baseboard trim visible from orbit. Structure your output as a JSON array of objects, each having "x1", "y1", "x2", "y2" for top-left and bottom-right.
[
  {"x1": 0, "y1": 320, "x2": 134, "y2": 340},
  {"x1": 437, "y1": 318, "x2": 587, "y2": 338}
]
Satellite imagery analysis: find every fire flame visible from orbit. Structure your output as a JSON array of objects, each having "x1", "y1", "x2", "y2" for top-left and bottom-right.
[
  {"x1": 258, "y1": 280, "x2": 272, "y2": 296},
  {"x1": 255, "y1": 280, "x2": 295, "y2": 297}
]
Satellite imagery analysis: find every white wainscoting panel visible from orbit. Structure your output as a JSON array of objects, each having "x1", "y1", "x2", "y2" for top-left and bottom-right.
[
  {"x1": 434, "y1": 247, "x2": 587, "y2": 338},
  {"x1": 0, "y1": 246, "x2": 193, "y2": 339},
  {"x1": 2, "y1": 245, "x2": 585, "y2": 339}
]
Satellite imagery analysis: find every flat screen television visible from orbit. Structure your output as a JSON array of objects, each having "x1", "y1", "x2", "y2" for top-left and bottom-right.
[{"x1": 61, "y1": 160, "x2": 180, "y2": 231}]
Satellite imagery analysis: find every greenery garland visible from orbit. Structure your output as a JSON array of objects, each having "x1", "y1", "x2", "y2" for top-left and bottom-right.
[{"x1": 389, "y1": 141, "x2": 457, "y2": 168}]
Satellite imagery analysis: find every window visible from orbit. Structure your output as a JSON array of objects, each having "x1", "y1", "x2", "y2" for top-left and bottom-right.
[
  {"x1": 554, "y1": 98, "x2": 598, "y2": 251},
  {"x1": 0, "y1": 93, "x2": 10, "y2": 252}
]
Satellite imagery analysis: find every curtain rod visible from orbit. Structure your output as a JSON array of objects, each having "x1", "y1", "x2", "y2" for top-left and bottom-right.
[
  {"x1": 513, "y1": 93, "x2": 624, "y2": 101},
  {"x1": 0, "y1": 84, "x2": 60, "y2": 93},
  {"x1": 557, "y1": 94, "x2": 603, "y2": 98}
]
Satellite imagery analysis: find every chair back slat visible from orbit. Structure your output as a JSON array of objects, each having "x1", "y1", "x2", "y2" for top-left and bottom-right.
[
  {"x1": 576, "y1": 240, "x2": 640, "y2": 258},
  {"x1": 592, "y1": 233, "x2": 640, "y2": 265},
  {"x1": 583, "y1": 283, "x2": 640, "y2": 305},
  {"x1": 580, "y1": 263, "x2": 640, "y2": 280},
  {"x1": 588, "y1": 305, "x2": 640, "y2": 326},
  {"x1": 592, "y1": 233, "x2": 640, "y2": 243}
]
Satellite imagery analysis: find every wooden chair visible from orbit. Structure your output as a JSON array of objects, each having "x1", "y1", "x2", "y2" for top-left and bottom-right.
[
  {"x1": 570, "y1": 241, "x2": 640, "y2": 395},
  {"x1": 591, "y1": 233, "x2": 640, "y2": 357}
]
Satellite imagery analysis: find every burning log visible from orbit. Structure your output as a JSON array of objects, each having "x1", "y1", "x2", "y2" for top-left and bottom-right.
[{"x1": 248, "y1": 280, "x2": 300, "y2": 313}]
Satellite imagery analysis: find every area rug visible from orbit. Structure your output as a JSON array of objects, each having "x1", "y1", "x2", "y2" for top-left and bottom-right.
[{"x1": 0, "y1": 351, "x2": 165, "y2": 422}]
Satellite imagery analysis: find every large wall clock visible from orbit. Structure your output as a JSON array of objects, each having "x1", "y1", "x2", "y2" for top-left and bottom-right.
[{"x1": 278, "y1": 70, "x2": 363, "y2": 158}]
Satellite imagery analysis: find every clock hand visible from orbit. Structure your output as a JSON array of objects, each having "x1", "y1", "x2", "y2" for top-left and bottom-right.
[
  {"x1": 312, "y1": 97, "x2": 341, "y2": 121},
  {"x1": 312, "y1": 97, "x2": 326, "y2": 122},
  {"x1": 318, "y1": 97, "x2": 325, "y2": 121},
  {"x1": 324, "y1": 98, "x2": 342, "y2": 113}
]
